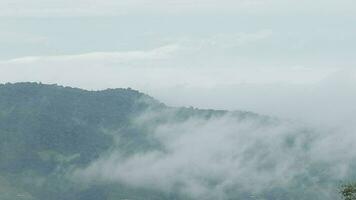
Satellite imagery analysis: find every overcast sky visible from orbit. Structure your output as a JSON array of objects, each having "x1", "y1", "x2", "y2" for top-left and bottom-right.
[{"x1": 1, "y1": 0, "x2": 356, "y2": 124}]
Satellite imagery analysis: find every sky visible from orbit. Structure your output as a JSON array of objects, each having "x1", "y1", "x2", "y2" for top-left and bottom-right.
[{"x1": 1, "y1": 0, "x2": 356, "y2": 124}]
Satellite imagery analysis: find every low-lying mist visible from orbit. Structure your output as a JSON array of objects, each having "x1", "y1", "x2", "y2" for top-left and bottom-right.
[{"x1": 76, "y1": 108, "x2": 356, "y2": 199}]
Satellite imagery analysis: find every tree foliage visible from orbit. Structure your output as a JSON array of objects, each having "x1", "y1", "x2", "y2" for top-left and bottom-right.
[{"x1": 341, "y1": 183, "x2": 356, "y2": 200}]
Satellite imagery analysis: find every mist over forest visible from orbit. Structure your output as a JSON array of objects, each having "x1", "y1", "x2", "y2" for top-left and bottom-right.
[
  {"x1": 0, "y1": 82, "x2": 355, "y2": 200},
  {"x1": 1, "y1": 0, "x2": 356, "y2": 199}
]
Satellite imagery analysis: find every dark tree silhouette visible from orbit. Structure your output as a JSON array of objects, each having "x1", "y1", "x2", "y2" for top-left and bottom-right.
[{"x1": 340, "y1": 183, "x2": 356, "y2": 200}]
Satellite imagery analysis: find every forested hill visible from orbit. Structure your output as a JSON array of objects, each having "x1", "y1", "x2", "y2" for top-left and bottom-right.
[
  {"x1": 1, "y1": 82, "x2": 341, "y2": 200},
  {"x1": 0, "y1": 83, "x2": 163, "y2": 172},
  {"x1": 0, "y1": 82, "x2": 258, "y2": 200}
]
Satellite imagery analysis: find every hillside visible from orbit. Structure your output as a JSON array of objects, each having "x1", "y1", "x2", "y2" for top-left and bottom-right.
[
  {"x1": 0, "y1": 82, "x2": 344, "y2": 200},
  {"x1": 0, "y1": 83, "x2": 252, "y2": 199}
]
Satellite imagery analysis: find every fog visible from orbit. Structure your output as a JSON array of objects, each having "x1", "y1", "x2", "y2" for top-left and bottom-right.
[
  {"x1": 151, "y1": 68, "x2": 356, "y2": 127},
  {"x1": 75, "y1": 107, "x2": 356, "y2": 199},
  {"x1": 2, "y1": 49, "x2": 356, "y2": 200},
  {"x1": 1, "y1": 0, "x2": 355, "y2": 199},
  {"x1": 2, "y1": 44, "x2": 356, "y2": 200},
  {"x1": 1, "y1": 54, "x2": 355, "y2": 126}
]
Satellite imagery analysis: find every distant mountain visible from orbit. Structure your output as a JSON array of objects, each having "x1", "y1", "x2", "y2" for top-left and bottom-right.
[{"x1": 0, "y1": 82, "x2": 344, "y2": 200}]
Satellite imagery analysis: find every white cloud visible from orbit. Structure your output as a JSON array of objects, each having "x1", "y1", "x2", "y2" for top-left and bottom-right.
[
  {"x1": 0, "y1": 44, "x2": 180, "y2": 65},
  {"x1": 75, "y1": 110, "x2": 355, "y2": 199},
  {"x1": 148, "y1": 68, "x2": 356, "y2": 126}
]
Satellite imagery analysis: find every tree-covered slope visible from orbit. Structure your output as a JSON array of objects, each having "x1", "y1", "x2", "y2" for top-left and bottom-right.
[
  {"x1": 0, "y1": 83, "x2": 159, "y2": 171},
  {"x1": 0, "y1": 82, "x2": 347, "y2": 200},
  {"x1": 0, "y1": 83, "x2": 256, "y2": 200}
]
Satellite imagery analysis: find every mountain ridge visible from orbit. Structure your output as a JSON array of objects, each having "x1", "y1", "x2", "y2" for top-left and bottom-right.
[{"x1": 0, "y1": 82, "x2": 329, "y2": 200}]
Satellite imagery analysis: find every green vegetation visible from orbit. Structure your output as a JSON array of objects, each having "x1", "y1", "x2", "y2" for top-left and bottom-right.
[
  {"x1": 341, "y1": 183, "x2": 356, "y2": 200},
  {"x1": 0, "y1": 82, "x2": 349, "y2": 200},
  {"x1": 0, "y1": 82, "x2": 233, "y2": 200}
]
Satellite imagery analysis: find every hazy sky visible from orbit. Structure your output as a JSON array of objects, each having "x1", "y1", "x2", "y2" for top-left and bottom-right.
[{"x1": 1, "y1": 0, "x2": 356, "y2": 123}]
